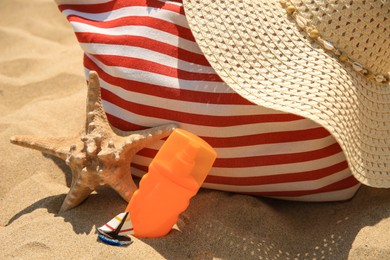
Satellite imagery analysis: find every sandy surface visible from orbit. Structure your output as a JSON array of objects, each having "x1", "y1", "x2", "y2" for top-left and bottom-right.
[{"x1": 1, "y1": 0, "x2": 390, "y2": 259}]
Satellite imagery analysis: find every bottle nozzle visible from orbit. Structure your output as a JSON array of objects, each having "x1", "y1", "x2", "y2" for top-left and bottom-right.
[
  {"x1": 178, "y1": 142, "x2": 200, "y2": 169},
  {"x1": 152, "y1": 128, "x2": 217, "y2": 186}
]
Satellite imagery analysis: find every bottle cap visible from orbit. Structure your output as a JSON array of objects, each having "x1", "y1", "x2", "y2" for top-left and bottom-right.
[{"x1": 153, "y1": 128, "x2": 217, "y2": 186}]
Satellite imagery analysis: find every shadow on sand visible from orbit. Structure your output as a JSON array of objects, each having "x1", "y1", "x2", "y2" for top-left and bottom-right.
[{"x1": 6, "y1": 153, "x2": 390, "y2": 259}]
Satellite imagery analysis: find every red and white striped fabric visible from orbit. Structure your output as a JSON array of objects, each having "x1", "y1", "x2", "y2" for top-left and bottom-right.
[{"x1": 56, "y1": 0, "x2": 360, "y2": 201}]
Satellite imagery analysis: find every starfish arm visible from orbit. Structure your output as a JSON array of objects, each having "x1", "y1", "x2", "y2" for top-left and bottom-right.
[
  {"x1": 10, "y1": 135, "x2": 78, "y2": 161},
  {"x1": 60, "y1": 167, "x2": 94, "y2": 212},
  {"x1": 85, "y1": 71, "x2": 111, "y2": 134},
  {"x1": 120, "y1": 123, "x2": 178, "y2": 155},
  {"x1": 103, "y1": 165, "x2": 138, "y2": 202},
  {"x1": 86, "y1": 71, "x2": 101, "y2": 119},
  {"x1": 60, "y1": 185, "x2": 93, "y2": 212}
]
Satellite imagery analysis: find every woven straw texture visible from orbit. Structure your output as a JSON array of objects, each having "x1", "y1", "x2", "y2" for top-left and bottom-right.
[{"x1": 183, "y1": 0, "x2": 390, "y2": 187}]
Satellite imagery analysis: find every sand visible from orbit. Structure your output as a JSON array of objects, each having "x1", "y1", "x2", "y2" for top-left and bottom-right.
[{"x1": 1, "y1": 0, "x2": 390, "y2": 259}]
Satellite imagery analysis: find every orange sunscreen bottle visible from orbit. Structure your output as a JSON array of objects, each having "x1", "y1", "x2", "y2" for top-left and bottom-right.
[{"x1": 125, "y1": 128, "x2": 217, "y2": 238}]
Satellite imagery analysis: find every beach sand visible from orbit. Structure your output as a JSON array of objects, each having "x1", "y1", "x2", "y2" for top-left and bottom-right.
[{"x1": 1, "y1": 0, "x2": 390, "y2": 259}]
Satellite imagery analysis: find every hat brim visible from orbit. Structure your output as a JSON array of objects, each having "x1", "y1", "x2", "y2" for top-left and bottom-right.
[{"x1": 183, "y1": 0, "x2": 390, "y2": 187}]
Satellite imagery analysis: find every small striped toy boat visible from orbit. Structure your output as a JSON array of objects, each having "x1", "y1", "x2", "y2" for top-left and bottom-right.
[{"x1": 97, "y1": 212, "x2": 134, "y2": 246}]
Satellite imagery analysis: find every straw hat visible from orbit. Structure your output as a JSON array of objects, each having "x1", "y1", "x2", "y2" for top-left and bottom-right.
[{"x1": 182, "y1": 0, "x2": 390, "y2": 187}]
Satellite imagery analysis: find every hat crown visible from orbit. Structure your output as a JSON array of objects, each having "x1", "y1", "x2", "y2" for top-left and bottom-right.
[{"x1": 290, "y1": 0, "x2": 390, "y2": 76}]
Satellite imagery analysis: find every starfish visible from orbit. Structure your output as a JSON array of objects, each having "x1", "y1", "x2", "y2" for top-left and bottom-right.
[{"x1": 10, "y1": 71, "x2": 177, "y2": 212}]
